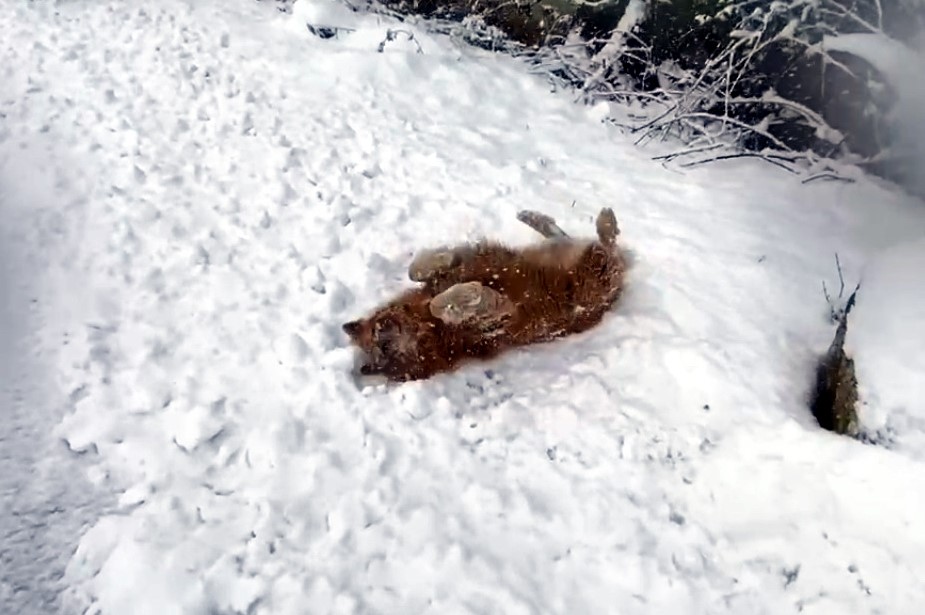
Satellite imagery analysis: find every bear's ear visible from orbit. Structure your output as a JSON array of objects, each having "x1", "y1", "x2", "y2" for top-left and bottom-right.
[{"x1": 342, "y1": 319, "x2": 363, "y2": 339}]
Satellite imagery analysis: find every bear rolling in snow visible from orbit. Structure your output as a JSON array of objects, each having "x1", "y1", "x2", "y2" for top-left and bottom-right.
[{"x1": 342, "y1": 207, "x2": 627, "y2": 382}]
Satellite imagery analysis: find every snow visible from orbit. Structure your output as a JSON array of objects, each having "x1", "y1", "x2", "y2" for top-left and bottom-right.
[
  {"x1": 2, "y1": 1, "x2": 925, "y2": 614},
  {"x1": 823, "y1": 31, "x2": 925, "y2": 197},
  {"x1": 848, "y1": 236, "x2": 925, "y2": 457}
]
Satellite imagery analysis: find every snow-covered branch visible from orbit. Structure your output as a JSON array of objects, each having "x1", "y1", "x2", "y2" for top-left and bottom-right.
[{"x1": 367, "y1": 0, "x2": 912, "y2": 181}]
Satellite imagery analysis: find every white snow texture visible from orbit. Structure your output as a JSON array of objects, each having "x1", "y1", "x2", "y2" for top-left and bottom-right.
[{"x1": 1, "y1": 1, "x2": 925, "y2": 614}]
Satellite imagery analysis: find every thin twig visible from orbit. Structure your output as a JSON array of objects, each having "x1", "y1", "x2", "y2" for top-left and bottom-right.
[{"x1": 679, "y1": 152, "x2": 800, "y2": 174}]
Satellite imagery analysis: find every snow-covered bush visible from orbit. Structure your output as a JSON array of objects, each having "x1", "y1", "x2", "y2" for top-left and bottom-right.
[
  {"x1": 369, "y1": 0, "x2": 925, "y2": 191},
  {"x1": 581, "y1": 0, "x2": 922, "y2": 177}
]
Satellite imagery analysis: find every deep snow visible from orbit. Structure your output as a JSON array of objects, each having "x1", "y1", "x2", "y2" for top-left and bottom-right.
[{"x1": 1, "y1": 1, "x2": 925, "y2": 614}]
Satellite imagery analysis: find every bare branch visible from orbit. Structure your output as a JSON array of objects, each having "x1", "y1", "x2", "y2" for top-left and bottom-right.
[{"x1": 679, "y1": 152, "x2": 800, "y2": 174}]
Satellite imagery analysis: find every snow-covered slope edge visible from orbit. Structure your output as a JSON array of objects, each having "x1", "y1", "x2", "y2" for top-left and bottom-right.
[{"x1": 2, "y1": 0, "x2": 924, "y2": 613}]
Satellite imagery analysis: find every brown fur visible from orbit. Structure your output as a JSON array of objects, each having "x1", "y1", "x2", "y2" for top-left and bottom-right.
[{"x1": 342, "y1": 208, "x2": 627, "y2": 382}]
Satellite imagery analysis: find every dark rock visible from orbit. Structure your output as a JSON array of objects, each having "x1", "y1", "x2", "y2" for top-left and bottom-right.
[{"x1": 810, "y1": 287, "x2": 860, "y2": 436}]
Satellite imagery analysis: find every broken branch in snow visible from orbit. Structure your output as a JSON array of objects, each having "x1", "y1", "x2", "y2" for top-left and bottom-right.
[
  {"x1": 802, "y1": 171, "x2": 856, "y2": 185},
  {"x1": 822, "y1": 252, "x2": 861, "y2": 324},
  {"x1": 306, "y1": 23, "x2": 357, "y2": 39},
  {"x1": 378, "y1": 28, "x2": 424, "y2": 54},
  {"x1": 678, "y1": 151, "x2": 801, "y2": 174}
]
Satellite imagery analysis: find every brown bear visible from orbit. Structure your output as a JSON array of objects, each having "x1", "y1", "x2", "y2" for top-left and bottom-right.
[{"x1": 342, "y1": 207, "x2": 627, "y2": 382}]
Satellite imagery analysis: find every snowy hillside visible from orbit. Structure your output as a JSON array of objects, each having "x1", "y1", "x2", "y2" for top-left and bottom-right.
[{"x1": 2, "y1": 1, "x2": 925, "y2": 614}]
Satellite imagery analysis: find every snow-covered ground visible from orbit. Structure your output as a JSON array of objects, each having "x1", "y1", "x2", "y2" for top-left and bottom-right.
[{"x1": 2, "y1": 1, "x2": 925, "y2": 614}]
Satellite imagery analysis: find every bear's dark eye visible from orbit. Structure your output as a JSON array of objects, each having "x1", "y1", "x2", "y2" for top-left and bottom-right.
[{"x1": 377, "y1": 336, "x2": 395, "y2": 355}]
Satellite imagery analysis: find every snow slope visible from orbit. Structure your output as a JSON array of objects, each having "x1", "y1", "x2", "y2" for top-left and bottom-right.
[
  {"x1": 2, "y1": 1, "x2": 925, "y2": 614},
  {"x1": 849, "y1": 236, "x2": 925, "y2": 456}
]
